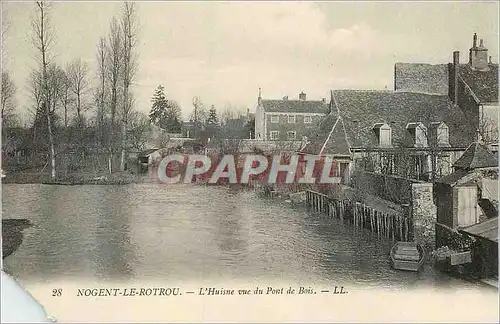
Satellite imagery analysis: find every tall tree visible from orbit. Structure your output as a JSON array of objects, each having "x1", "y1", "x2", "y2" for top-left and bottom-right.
[
  {"x1": 1, "y1": 71, "x2": 17, "y2": 127},
  {"x1": 57, "y1": 68, "x2": 72, "y2": 128},
  {"x1": 128, "y1": 110, "x2": 152, "y2": 152},
  {"x1": 119, "y1": 1, "x2": 139, "y2": 171},
  {"x1": 206, "y1": 105, "x2": 219, "y2": 126},
  {"x1": 96, "y1": 36, "x2": 108, "y2": 146},
  {"x1": 66, "y1": 58, "x2": 89, "y2": 125},
  {"x1": 106, "y1": 16, "x2": 122, "y2": 173},
  {"x1": 30, "y1": 1, "x2": 56, "y2": 179},
  {"x1": 190, "y1": 96, "x2": 206, "y2": 139},
  {"x1": 149, "y1": 85, "x2": 181, "y2": 133}
]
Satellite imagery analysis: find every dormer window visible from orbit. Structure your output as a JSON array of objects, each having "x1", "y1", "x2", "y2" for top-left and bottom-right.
[
  {"x1": 406, "y1": 122, "x2": 428, "y2": 147},
  {"x1": 270, "y1": 115, "x2": 279, "y2": 123},
  {"x1": 287, "y1": 115, "x2": 296, "y2": 124},
  {"x1": 373, "y1": 123, "x2": 392, "y2": 147},
  {"x1": 429, "y1": 122, "x2": 450, "y2": 147}
]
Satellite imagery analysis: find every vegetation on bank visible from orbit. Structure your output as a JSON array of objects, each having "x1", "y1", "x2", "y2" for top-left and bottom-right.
[{"x1": 2, "y1": 170, "x2": 140, "y2": 185}]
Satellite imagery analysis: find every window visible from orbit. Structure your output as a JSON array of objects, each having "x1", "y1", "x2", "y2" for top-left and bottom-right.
[
  {"x1": 288, "y1": 115, "x2": 296, "y2": 123},
  {"x1": 270, "y1": 115, "x2": 279, "y2": 123},
  {"x1": 406, "y1": 122, "x2": 428, "y2": 147},
  {"x1": 287, "y1": 131, "x2": 296, "y2": 140},
  {"x1": 430, "y1": 122, "x2": 450, "y2": 147},
  {"x1": 373, "y1": 123, "x2": 392, "y2": 147},
  {"x1": 270, "y1": 131, "x2": 279, "y2": 140},
  {"x1": 304, "y1": 115, "x2": 312, "y2": 124}
]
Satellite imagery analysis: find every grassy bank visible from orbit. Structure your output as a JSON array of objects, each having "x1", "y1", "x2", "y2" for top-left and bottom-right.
[{"x1": 2, "y1": 171, "x2": 141, "y2": 185}]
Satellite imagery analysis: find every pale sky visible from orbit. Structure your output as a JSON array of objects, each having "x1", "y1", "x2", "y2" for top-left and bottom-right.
[{"x1": 2, "y1": 1, "x2": 499, "y2": 124}]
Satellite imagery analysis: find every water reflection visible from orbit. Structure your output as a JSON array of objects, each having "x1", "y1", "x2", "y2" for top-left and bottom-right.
[{"x1": 1, "y1": 184, "x2": 488, "y2": 291}]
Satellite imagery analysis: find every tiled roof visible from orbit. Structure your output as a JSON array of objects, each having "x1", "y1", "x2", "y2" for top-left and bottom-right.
[
  {"x1": 453, "y1": 141, "x2": 499, "y2": 170},
  {"x1": 435, "y1": 168, "x2": 471, "y2": 186},
  {"x1": 459, "y1": 217, "x2": 498, "y2": 242},
  {"x1": 394, "y1": 63, "x2": 449, "y2": 95},
  {"x1": 458, "y1": 64, "x2": 499, "y2": 103},
  {"x1": 299, "y1": 114, "x2": 351, "y2": 156},
  {"x1": 261, "y1": 99, "x2": 329, "y2": 114},
  {"x1": 322, "y1": 90, "x2": 476, "y2": 151},
  {"x1": 394, "y1": 62, "x2": 499, "y2": 103}
]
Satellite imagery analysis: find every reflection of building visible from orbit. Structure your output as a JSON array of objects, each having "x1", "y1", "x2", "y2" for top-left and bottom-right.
[{"x1": 254, "y1": 89, "x2": 329, "y2": 141}]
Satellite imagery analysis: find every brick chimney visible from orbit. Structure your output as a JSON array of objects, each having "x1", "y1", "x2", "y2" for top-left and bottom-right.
[
  {"x1": 299, "y1": 91, "x2": 306, "y2": 100},
  {"x1": 469, "y1": 33, "x2": 489, "y2": 70},
  {"x1": 448, "y1": 51, "x2": 460, "y2": 105}
]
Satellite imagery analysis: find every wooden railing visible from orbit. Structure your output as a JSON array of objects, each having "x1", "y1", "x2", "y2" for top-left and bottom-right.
[{"x1": 305, "y1": 190, "x2": 412, "y2": 242}]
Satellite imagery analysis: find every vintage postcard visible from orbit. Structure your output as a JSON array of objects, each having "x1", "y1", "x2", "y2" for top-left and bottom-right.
[{"x1": 1, "y1": 0, "x2": 499, "y2": 322}]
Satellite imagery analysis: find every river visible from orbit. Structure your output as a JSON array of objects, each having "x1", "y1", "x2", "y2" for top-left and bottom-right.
[{"x1": 2, "y1": 183, "x2": 491, "y2": 292}]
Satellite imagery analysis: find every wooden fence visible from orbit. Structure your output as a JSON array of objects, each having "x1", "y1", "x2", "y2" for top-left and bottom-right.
[{"x1": 305, "y1": 190, "x2": 412, "y2": 242}]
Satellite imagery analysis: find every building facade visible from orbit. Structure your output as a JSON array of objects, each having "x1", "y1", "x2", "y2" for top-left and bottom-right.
[{"x1": 254, "y1": 90, "x2": 329, "y2": 141}]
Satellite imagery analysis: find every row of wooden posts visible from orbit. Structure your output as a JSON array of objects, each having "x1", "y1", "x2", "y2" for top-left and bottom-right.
[{"x1": 305, "y1": 190, "x2": 412, "y2": 242}]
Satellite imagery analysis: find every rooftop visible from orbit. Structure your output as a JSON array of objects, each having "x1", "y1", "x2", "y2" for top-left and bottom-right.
[
  {"x1": 260, "y1": 99, "x2": 329, "y2": 114},
  {"x1": 453, "y1": 141, "x2": 499, "y2": 170},
  {"x1": 458, "y1": 63, "x2": 499, "y2": 103},
  {"x1": 394, "y1": 63, "x2": 449, "y2": 95},
  {"x1": 311, "y1": 90, "x2": 477, "y2": 155},
  {"x1": 394, "y1": 62, "x2": 499, "y2": 103},
  {"x1": 459, "y1": 217, "x2": 498, "y2": 242}
]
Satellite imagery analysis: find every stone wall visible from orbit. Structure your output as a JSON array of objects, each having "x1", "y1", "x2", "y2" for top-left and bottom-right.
[
  {"x1": 350, "y1": 171, "x2": 418, "y2": 205},
  {"x1": 411, "y1": 182, "x2": 437, "y2": 249}
]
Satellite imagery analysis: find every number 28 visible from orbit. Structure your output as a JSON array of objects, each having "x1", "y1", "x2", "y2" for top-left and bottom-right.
[{"x1": 52, "y1": 289, "x2": 62, "y2": 297}]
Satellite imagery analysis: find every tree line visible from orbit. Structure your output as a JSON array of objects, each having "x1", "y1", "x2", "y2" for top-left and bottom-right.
[
  {"x1": 2, "y1": 1, "x2": 150, "y2": 177},
  {"x1": 148, "y1": 84, "x2": 255, "y2": 143}
]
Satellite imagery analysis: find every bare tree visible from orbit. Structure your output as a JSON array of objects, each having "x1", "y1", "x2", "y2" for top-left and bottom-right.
[
  {"x1": 128, "y1": 110, "x2": 151, "y2": 152},
  {"x1": 1, "y1": 71, "x2": 17, "y2": 126},
  {"x1": 96, "y1": 36, "x2": 108, "y2": 146},
  {"x1": 1, "y1": 6, "x2": 11, "y2": 67},
  {"x1": 66, "y1": 58, "x2": 89, "y2": 124},
  {"x1": 57, "y1": 68, "x2": 72, "y2": 128},
  {"x1": 30, "y1": 1, "x2": 56, "y2": 179},
  {"x1": 190, "y1": 96, "x2": 207, "y2": 138},
  {"x1": 106, "y1": 16, "x2": 122, "y2": 173},
  {"x1": 119, "y1": 1, "x2": 139, "y2": 171}
]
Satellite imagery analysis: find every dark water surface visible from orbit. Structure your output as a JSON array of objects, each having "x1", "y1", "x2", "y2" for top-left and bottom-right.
[{"x1": 1, "y1": 184, "x2": 488, "y2": 290}]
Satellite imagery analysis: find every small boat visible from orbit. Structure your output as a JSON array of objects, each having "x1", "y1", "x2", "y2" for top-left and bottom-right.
[{"x1": 390, "y1": 241, "x2": 425, "y2": 272}]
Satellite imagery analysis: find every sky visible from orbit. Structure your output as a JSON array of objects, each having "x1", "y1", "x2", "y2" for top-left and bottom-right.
[{"x1": 2, "y1": 1, "x2": 499, "y2": 124}]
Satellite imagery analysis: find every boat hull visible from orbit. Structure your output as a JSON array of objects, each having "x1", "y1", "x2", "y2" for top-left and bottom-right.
[{"x1": 390, "y1": 242, "x2": 425, "y2": 272}]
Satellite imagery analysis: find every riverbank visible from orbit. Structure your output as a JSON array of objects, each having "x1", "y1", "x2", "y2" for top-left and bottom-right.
[
  {"x1": 2, "y1": 171, "x2": 141, "y2": 185},
  {"x1": 2, "y1": 219, "x2": 33, "y2": 259},
  {"x1": 262, "y1": 185, "x2": 499, "y2": 290}
]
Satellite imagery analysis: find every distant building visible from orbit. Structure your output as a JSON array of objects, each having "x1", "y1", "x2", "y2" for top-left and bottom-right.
[
  {"x1": 181, "y1": 121, "x2": 196, "y2": 138},
  {"x1": 254, "y1": 89, "x2": 329, "y2": 141}
]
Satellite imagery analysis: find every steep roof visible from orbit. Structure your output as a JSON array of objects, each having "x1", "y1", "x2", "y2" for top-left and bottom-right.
[
  {"x1": 458, "y1": 64, "x2": 499, "y2": 103},
  {"x1": 436, "y1": 168, "x2": 472, "y2": 186},
  {"x1": 261, "y1": 99, "x2": 329, "y2": 114},
  {"x1": 394, "y1": 63, "x2": 449, "y2": 95},
  {"x1": 322, "y1": 90, "x2": 476, "y2": 150},
  {"x1": 453, "y1": 141, "x2": 499, "y2": 170}
]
